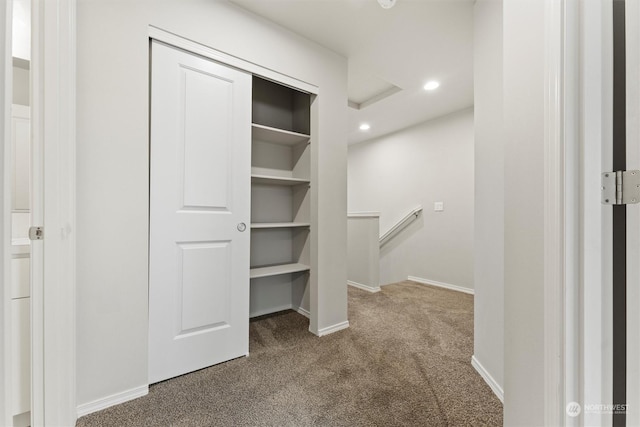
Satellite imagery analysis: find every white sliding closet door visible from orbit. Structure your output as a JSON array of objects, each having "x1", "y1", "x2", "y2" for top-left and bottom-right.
[{"x1": 149, "y1": 41, "x2": 251, "y2": 383}]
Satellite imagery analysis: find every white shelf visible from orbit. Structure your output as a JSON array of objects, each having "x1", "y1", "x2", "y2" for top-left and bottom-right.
[
  {"x1": 252, "y1": 123, "x2": 310, "y2": 146},
  {"x1": 251, "y1": 222, "x2": 310, "y2": 229},
  {"x1": 251, "y1": 174, "x2": 310, "y2": 186},
  {"x1": 250, "y1": 263, "x2": 311, "y2": 279}
]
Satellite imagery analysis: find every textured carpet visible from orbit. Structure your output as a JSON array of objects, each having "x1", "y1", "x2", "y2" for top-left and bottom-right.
[{"x1": 76, "y1": 281, "x2": 503, "y2": 426}]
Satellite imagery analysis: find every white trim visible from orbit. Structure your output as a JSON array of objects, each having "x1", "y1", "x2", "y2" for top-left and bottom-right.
[
  {"x1": 626, "y1": 1, "x2": 640, "y2": 423},
  {"x1": 580, "y1": 2, "x2": 613, "y2": 426},
  {"x1": 32, "y1": 0, "x2": 77, "y2": 425},
  {"x1": 31, "y1": 0, "x2": 45, "y2": 422},
  {"x1": 316, "y1": 321, "x2": 350, "y2": 337},
  {"x1": 295, "y1": 306, "x2": 310, "y2": 319},
  {"x1": 249, "y1": 305, "x2": 294, "y2": 319},
  {"x1": 249, "y1": 305, "x2": 311, "y2": 319},
  {"x1": 347, "y1": 212, "x2": 381, "y2": 218},
  {"x1": 76, "y1": 385, "x2": 149, "y2": 418},
  {"x1": 562, "y1": 2, "x2": 583, "y2": 426},
  {"x1": 406, "y1": 276, "x2": 474, "y2": 295},
  {"x1": 1, "y1": 0, "x2": 12, "y2": 424},
  {"x1": 249, "y1": 304, "x2": 311, "y2": 319},
  {"x1": 148, "y1": 26, "x2": 318, "y2": 95},
  {"x1": 471, "y1": 355, "x2": 504, "y2": 403},
  {"x1": 347, "y1": 280, "x2": 381, "y2": 293},
  {"x1": 543, "y1": 0, "x2": 567, "y2": 425}
]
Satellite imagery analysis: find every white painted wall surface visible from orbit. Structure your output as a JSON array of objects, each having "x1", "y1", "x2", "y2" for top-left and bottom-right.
[
  {"x1": 76, "y1": 0, "x2": 347, "y2": 408},
  {"x1": 347, "y1": 215, "x2": 380, "y2": 291},
  {"x1": 472, "y1": 0, "x2": 504, "y2": 396},
  {"x1": 503, "y1": 0, "x2": 546, "y2": 424},
  {"x1": 347, "y1": 108, "x2": 474, "y2": 289}
]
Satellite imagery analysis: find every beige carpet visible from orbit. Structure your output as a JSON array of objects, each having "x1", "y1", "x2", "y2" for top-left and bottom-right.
[{"x1": 76, "y1": 280, "x2": 503, "y2": 426}]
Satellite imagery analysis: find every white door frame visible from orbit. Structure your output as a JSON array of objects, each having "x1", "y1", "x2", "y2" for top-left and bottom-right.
[
  {"x1": 547, "y1": 0, "x2": 629, "y2": 425},
  {"x1": 580, "y1": 0, "x2": 624, "y2": 425},
  {"x1": 625, "y1": 0, "x2": 640, "y2": 424},
  {"x1": 543, "y1": 0, "x2": 568, "y2": 424},
  {"x1": 30, "y1": 0, "x2": 77, "y2": 425},
  {"x1": 543, "y1": 0, "x2": 580, "y2": 423},
  {"x1": 544, "y1": 0, "x2": 614, "y2": 425},
  {"x1": 1, "y1": 0, "x2": 14, "y2": 425},
  {"x1": 579, "y1": 1, "x2": 614, "y2": 424}
]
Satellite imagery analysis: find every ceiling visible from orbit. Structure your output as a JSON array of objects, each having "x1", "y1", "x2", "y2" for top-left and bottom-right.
[{"x1": 229, "y1": 0, "x2": 474, "y2": 144}]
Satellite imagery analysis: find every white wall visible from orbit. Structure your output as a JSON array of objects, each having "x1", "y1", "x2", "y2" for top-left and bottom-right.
[
  {"x1": 347, "y1": 215, "x2": 380, "y2": 291},
  {"x1": 347, "y1": 108, "x2": 474, "y2": 289},
  {"x1": 76, "y1": 0, "x2": 347, "y2": 408},
  {"x1": 503, "y1": 0, "x2": 546, "y2": 424},
  {"x1": 472, "y1": 0, "x2": 504, "y2": 397}
]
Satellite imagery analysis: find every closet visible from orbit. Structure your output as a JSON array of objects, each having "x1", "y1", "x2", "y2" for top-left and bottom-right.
[
  {"x1": 149, "y1": 41, "x2": 316, "y2": 383},
  {"x1": 249, "y1": 77, "x2": 312, "y2": 318}
]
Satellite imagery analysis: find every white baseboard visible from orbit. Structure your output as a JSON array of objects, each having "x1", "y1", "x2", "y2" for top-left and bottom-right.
[
  {"x1": 249, "y1": 304, "x2": 294, "y2": 319},
  {"x1": 471, "y1": 355, "x2": 504, "y2": 403},
  {"x1": 251, "y1": 304, "x2": 311, "y2": 319},
  {"x1": 315, "y1": 320, "x2": 350, "y2": 337},
  {"x1": 347, "y1": 280, "x2": 381, "y2": 293},
  {"x1": 77, "y1": 385, "x2": 149, "y2": 417},
  {"x1": 295, "y1": 306, "x2": 310, "y2": 318},
  {"x1": 407, "y1": 276, "x2": 474, "y2": 295}
]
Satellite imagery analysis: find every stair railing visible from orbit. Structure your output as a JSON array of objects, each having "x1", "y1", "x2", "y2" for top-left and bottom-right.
[{"x1": 379, "y1": 206, "x2": 423, "y2": 247}]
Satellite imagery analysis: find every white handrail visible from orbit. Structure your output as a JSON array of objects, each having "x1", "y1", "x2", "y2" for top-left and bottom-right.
[{"x1": 379, "y1": 206, "x2": 423, "y2": 247}]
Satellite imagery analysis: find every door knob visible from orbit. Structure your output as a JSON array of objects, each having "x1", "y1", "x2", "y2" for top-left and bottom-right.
[{"x1": 237, "y1": 222, "x2": 247, "y2": 232}]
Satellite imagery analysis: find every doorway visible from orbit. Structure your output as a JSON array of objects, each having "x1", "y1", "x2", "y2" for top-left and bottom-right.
[
  {"x1": 4, "y1": 0, "x2": 32, "y2": 425},
  {"x1": 2, "y1": 0, "x2": 76, "y2": 424}
]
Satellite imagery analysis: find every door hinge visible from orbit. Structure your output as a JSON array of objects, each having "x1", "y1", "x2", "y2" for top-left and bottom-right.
[
  {"x1": 602, "y1": 170, "x2": 640, "y2": 205},
  {"x1": 28, "y1": 226, "x2": 44, "y2": 241}
]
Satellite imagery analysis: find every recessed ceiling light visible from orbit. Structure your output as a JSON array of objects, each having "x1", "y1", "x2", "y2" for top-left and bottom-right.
[
  {"x1": 360, "y1": 123, "x2": 371, "y2": 131},
  {"x1": 377, "y1": 0, "x2": 397, "y2": 9},
  {"x1": 423, "y1": 81, "x2": 440, "y2": 91}
]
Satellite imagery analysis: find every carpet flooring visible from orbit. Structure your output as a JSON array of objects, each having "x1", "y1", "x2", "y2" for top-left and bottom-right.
[{"x1": 76, "y1": 280, "x2": 503, "y2": 426}]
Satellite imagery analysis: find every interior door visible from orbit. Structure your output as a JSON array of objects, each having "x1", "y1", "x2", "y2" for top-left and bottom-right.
[{"x1": 149, "y1": 41, "x2": 251, "y2": 383}]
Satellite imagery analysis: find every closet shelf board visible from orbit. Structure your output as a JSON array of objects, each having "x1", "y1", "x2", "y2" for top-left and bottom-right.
[
  {"x1": 251, "y1": 174, "x2": 310, "y2": 186},
  {"x1": 252, "y1": 123, "x2": 310, "y2": 146},
  {"x1": 249, "y1": 263, "x2": 311, "y2": 279}
]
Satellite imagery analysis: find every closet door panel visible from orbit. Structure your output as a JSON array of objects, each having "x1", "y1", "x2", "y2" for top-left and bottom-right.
[
  {"x1": 149, "y1": 41, "x2": 251, "y2": 383},
  {"x1": 180, "y1": 67, "x2": 234, "y2": 209}
]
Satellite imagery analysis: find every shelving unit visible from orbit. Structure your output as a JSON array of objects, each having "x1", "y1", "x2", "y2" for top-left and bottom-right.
[{"x1": 249, "y1": 76, "x2": 313, "y2": 319}]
